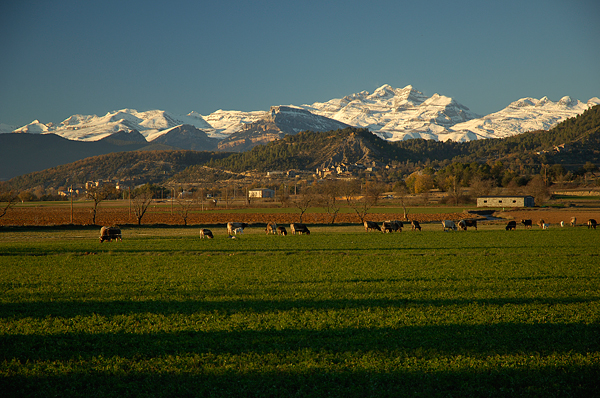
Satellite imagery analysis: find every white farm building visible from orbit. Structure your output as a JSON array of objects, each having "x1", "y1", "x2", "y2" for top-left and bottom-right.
[
  {"x1": 248, "y1": 188, "x2": 275, "y2": 198},
  {"x1": 477, "y1": 196, "x2": 535, "y2": 208}
]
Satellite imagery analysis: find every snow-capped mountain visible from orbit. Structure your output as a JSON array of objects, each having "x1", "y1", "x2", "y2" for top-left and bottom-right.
[
  {"x1": 6, "y1": 85, "x2": 600, "y2": 144},
  {"x1": 300, "y1": 84, "x2": 482, "y2": 141},
  {"x1": 450, "y1": 96, "x2": 600, "y2": 140},
  {"x1": 13, "y1": 109, "x2": 213, "y2": 142}
]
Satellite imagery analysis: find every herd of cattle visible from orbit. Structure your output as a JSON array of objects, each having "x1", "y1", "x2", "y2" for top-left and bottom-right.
[
  {"x1": 505, "y1": 217, "x2": 597, "y2": 231},
  {"x1": 99, "y1": 217, "x2": 598, "y2": 241}
]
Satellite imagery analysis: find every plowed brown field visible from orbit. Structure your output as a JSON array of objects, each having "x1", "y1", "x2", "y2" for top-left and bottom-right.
[
  {"x1": 1, "y1": 205, "x2": 468, "y2": 226},
  {"x1": 2, "y1": 202, "x2": 599, "y2": 228}
]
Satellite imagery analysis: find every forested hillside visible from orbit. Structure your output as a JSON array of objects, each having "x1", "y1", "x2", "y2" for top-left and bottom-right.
[
  {"x1": 6, "y1": 105, "x2": 599, "y2": 192},
  {"x1": 7, "y1": 150, "x2": 232, "y2": 191}
]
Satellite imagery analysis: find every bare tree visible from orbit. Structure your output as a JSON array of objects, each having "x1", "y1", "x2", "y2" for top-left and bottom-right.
[
  {"x1": 175, "y1": 190, "x2": 198, "y2": 226},
  {"x1": 342, "y1": 180, "x2": 384, "y2": 224},
  {"x1": 293, "y1": 184, "x2": 315, "y2": 223},
  {"x1": 87, "y1": 185, "x2": 112, "y2": 225},
  {"x1": 525, "y1": 175, "x2": 550, "y2": 206},
  {"x1": 469, "y1": 176, "x2": 494, "y2": 199},
  {"x1": 316, "y1": 179, "x2": 342, "y2": 224},
  {"x1": 393, "y1": 184, "x2": 411, "y2": 221},
  {"x1": 0, "y1": 184, "x2": 18, "y2": 220},
  {"x1": 443, "y1": 175, "x2": 461, "y2": 206},
  {"x1": 130, "y1": 186, "x2": 154, "y2": 225}
]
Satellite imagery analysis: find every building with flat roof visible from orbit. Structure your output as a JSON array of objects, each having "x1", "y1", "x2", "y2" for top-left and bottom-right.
[
  {"x1": 477, "y1": 196, "x2": 535, "y2": 208},
  {"x1": 248, "y1": 188, "x2": 275, "y2": 198}
]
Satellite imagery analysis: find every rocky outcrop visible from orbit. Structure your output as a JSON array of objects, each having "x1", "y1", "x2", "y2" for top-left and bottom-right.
[
  {"x1": 217, "y1": 106, "x2": 349, "y2": 152},
  {"x1": 150, "y1": 124, "x2": 219, "y2": 151}
]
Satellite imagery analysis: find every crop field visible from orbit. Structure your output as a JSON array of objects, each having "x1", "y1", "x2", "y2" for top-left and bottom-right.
[{"x1": 1, "y1": 225, "x2": 599, "y2": 397}]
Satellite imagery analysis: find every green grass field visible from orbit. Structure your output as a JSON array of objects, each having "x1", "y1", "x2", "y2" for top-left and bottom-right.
[{"x1": 1, "y1": 226, "x2": 599, "y2": 397}]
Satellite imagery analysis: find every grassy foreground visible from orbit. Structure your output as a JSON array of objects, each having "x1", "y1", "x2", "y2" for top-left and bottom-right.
[{"x1": 1, "y1": 226, "x2": 599, "y2": 397}]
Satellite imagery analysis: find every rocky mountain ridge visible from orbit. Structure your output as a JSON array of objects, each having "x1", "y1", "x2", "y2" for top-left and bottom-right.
[{"x1": 6, "y1": 85, "x2": 600, "y2": 148}]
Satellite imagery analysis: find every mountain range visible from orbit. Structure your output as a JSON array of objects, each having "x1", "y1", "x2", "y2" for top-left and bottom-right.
[
  {"x1": 6, "y1": 85, "x2": 599, "y2": 144},
  {"x1": 1, "y1": 85, "x2": 599, "y2": 180}
]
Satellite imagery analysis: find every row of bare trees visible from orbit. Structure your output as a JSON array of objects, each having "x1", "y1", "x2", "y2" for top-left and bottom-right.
[{"x1": 288, "y1": 179, "x2": 387, "y2": 224}]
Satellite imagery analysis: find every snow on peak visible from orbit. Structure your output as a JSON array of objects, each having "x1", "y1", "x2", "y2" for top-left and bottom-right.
[
  {"x1": 451, "y1": 94, "x2": 596, "y2": 140},
  {"x1": 299, "y1": 84, "x2": 478, "y2": 141},
  {"x1": 558, "y1": 96, "x2": 577, "y2": 107},
  {"x1": 13, "y1": 120, "x2": 51, "y2": 134},
  {"x1": 4, "y1": 86, "x2": 598, "y2": 144}
]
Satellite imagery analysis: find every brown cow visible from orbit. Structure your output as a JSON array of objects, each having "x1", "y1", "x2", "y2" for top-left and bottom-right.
[
  {"x1": 537, "y1": 219, "x2": 546, "y2": 228},
  {"x1": 265, "y1": 222, "x2": 277, "y2": 234},
  {"x1": 100, "y1": 226, "x2": 121, "y2": 242}
]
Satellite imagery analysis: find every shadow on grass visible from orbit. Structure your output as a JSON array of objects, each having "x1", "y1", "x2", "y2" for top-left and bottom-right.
[
  {"x1": 2, "y1": 296, "x2": 599, "y2": 320},
  {"x1": 2, "y1": 365, "x2": 599, "y2": 398},
  {"x1": 2, "y1": 322, "x2": 599, "y2": 362}
]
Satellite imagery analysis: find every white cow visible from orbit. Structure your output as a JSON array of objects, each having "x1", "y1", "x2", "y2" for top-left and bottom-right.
[
  {"x1": 227, "y1": 222, "x2": 248, "y2": 235},
  {"x1": 441, "y1": 220, "x2": 457, "y2": 231}
]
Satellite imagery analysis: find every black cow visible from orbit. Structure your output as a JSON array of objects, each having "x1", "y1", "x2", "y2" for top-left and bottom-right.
[
  {"x1": 364, "y1": 220, "x2": 381, "y2": 232},
  {"x1": 290, "y1": 223, "x2": 310, "y2": 235},
  {"x1": 411, "y1": 220, "x2": 421, "y2": 231},
  {"x1": 199, "y1": 228, "x2": 214, "y2": 239},
  {"x1": 458, "y1": 219, "x2": 478, "y2": 231},
  {"x1": 276, "y1": 226, "x2": 288, "y2": 236},
  {"x1": 588, "y1": 219, "x2": 597, "y2": 230},
  {"x1": 506, "y1": 221, "x2": 517, "y2": 231},
  {"x1": 100, "y1": 226, "x2": 121, "y2": 242},
  {"x1": 521, "y1": 219, "x2": 532, "y2": 229},
  {"x1": 382, "y1": 220, "x2": 403, "y2": 233}
]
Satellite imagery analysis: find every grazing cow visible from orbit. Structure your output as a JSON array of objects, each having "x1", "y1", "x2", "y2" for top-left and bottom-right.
[
  {"x1": 276, "y1": 226, "x2": 288, "y2": 236},
  {"x1": 290, "y1": 223, "x2": 310, "y2": 235},
  {"x1": 506, "y1": 221, "x2": 517, "y2": 231},
  {"x1": 411, "y1": 220, "x2": 421, "y2": 231},
  {"x1": 382, "y1": 220, "x2": 403, "y2": 233},
  {"x1": 571, "y1": 217, "x2": 577, "y2": 227},
  {"x1": 265, "y1": 222, "x2": 277, "y2": 234},
  {"x1": 588, "y1": 219, "x2": 597, "y2": 229},
  {"x1": 233, "y1": 227, "x2": 244, "y2": 235},
  {"x1": 458, "y1": 219, "x2": 478, "y2": 231},
  {"x1": 542, "y1": 223, "x2": 550, "y2": 229},
  {"x1": 227, "y1": 222, "x2": 248, "y2": 235},
  {"x1": 520, "y1": 219, "x2": 533, "y2": 229},
  {"x1": 199, "y1": 228, "x2": 213, "y2": 239},
  {"x1": 99, "y1": 226, "x2": 121, "y2": 242},
  {"x1": 441, "y1": 220, "x2": 457, "y2": 231},
  {"x1": 364, "y1": 220, "x2": 381, "y2": 232},
  {"x1": 537, "y1": 219, "x2": 546, "y2": 228}
]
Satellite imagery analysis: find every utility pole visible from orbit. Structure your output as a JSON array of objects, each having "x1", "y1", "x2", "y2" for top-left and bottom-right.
[{"x1": 70, "y1": 184, "x2": 74, "y2": 224}]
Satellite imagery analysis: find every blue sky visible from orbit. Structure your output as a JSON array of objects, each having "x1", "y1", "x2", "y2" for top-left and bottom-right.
[{"x1": 1, "y1": 0, "x2": 599, "y2": 127}]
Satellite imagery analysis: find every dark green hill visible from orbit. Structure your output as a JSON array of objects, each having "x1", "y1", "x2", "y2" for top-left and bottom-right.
[
  {"x1": 0, "y1": 131, "x2": 179, "y2": 181},
  {"x1": 6, "y1": 150, "x2": 231, "y2": 191}
]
